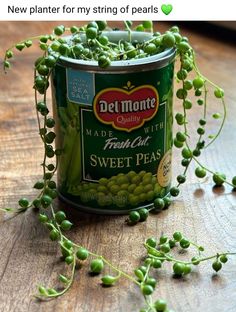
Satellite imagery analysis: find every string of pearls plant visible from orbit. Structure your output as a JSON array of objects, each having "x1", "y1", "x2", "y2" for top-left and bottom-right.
[{"x1": 2, "y1": 21, "x2": 236, "y2": 312}]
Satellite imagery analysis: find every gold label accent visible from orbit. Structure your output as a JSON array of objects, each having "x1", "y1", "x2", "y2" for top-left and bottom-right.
[{"x1": 157, "y1": 150, "x2": 172, "y2": 187}]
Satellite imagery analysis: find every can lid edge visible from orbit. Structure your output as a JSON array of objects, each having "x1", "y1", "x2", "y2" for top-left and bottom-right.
[{"x1": 56, "y1": 31, "x2": 176, "y2": 73}]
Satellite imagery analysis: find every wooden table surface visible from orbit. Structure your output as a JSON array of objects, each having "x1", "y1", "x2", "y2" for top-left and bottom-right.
[{"x1": 0, "y1": 22, "x2": 236, "y2": 312}]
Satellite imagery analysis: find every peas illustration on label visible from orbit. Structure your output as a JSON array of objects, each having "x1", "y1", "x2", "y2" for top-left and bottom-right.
[{"x1": 69, "y1": 171, "x2": 164, "y2": 208}]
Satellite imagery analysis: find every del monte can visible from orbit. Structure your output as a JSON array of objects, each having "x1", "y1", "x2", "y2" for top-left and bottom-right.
[{"x1": 52, "y1": 31, "x2": 175, "y2": 214}]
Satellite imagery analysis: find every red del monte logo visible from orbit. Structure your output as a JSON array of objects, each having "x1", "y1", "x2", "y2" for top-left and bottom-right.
[{"x1": 93, "y1": 81, "x2": 159, "y2": 132}]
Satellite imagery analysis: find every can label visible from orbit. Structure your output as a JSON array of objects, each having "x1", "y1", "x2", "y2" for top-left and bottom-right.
[
  {"x1": 53, "y1": 62, "x2": 174, "y2": 212},
  {"x1": 93, "y1": 83, "x2": 158, "y2": 131}
]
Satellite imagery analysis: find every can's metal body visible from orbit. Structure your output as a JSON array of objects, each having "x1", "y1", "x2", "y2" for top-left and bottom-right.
[{"x1": 52, "y1": 32, "x2": 175, "y2": 214}]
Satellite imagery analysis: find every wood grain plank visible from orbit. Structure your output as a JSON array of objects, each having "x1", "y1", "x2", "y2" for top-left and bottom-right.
[{"x1": 0, "y1": 21, "x2": 236, "y2": 312}]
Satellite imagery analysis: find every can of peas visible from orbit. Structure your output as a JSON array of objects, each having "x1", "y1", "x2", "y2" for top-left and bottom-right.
[{"x1": 52, "y1": 31, "x2": 175, "y2": 214}]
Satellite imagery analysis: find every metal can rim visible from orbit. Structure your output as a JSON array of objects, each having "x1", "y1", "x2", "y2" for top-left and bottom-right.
[{"x1": 57, "y1": 31, "x2": 176, "y2": 73}]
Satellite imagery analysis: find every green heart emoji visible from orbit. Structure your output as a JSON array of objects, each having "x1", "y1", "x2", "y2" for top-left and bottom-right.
[{"x1": 161, "y1": 4, "x2": 173, "y2": 15}]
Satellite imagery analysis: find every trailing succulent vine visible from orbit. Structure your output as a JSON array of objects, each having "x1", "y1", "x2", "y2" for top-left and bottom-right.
[{"x1": 2, "y1": 21, "x2": 236, "y2": 312}]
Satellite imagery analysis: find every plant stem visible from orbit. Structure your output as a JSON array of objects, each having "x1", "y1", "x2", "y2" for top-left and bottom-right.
[{"x1": 49, "y1": 205, "x2": 140, "y2": 286}]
